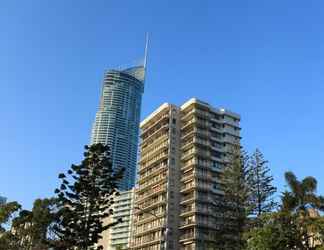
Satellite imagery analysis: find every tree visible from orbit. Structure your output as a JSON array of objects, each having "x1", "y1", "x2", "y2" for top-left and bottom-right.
[
  {"x1": 216, "y1": 147, "x2": 252, "y2": 249},
  {"x1": 280, "y1": 171, "x2": 324, "y2": 249},
  {"x1": 0, "y1": 198, "x2": 57, "y2": 250},
  {"x1": 52, "y1": 143, "x2": 124, "y2": 250},
  {"x1": 246, "y1": 172, "x2": 324, "y2": 250},
  {"x1": 0, "y1": 201, "x2": 21, "y2": 250},
  {"x1": 246, "y1": 210, "x2": 324, "y2": 250},
  {"x1": 245, "y1": 211, "x2": 304, "y2": 250},
  {"x1": 9, "y1": 198, "x2": 57, "y2": 250},
  {"x1": 0, "y1": 201, "x2": 21, "y2": 232},
  {"x1": 282, "y1": 171, "x2": 324, "y2": 213},
  {"x1": 248, "y1": 149, "x2": 277, "y2": 219}
]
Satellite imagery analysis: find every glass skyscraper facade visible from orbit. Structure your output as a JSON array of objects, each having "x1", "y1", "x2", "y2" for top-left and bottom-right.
[{"x1": 90, "y1": 64, "x2": 145, "y2": 190}]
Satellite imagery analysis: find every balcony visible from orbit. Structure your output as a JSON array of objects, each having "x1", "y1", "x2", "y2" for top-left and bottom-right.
[
  {"x1": 135, "y1": 184, "x2": 167, "y2": 202},
  {"x1": 181, "y1": 128, "x2": 209, "y2": 141},
  {"x1": 181, "y1": 118, "x2": 195, "y2": 131},
  {"x1": 223, "y1": 134, "x2": 241, "y2": 146},
  {"x1": 221, "y1": 117, "x2": 240, "y2": 128},
  {"x1": 195, "y1": 173, "x2": 213, "y2": 182},
  {"x1": 133, "y1": 214, "x2": 165, "y2": 226},
  {"x1": 181, "y1": 138, "x2": 209, "y2": 151},
  {"x1": 181, "y1": 109, "x2": 195, "y2": 122},
  {"x1": 131, "y1": 238, "x2": 163, "y2": 249},
  {"x1": 135, "y1": 198, "x2": 166, "y2": 212},
  {"x1": 181, "y1": 148, "x2": 209, "y2": 162},
  {"x1": 140, "y1": 124, "x2": 169, "y2": 146},
  {"x1": 139, "y1": 142, "x2": 169, "y2": 165},
  {"x1": 180, "y1": 182, "x2": 196, "y2": 193},
  {"x1": 139, "y1": 142, "x2": 169, "y2": 164},
  {"x1": 137, "y1": 176, "x2": 167, "y2": 192},
  {"x1": 180, "y1": 172, "x2": 194, "y2": 182},
  {"x1": 190, "y1": 109, "x2": 209, "y2": 119},
  {"x1": 209, "y1": 125, "x2": 222, "y2": 133},
  {"x1": 181, "y1": 162, "x2": 195, "y2": 172},
  {"x1": 138, "y1": 165, "x2": 167, "y2": 184},
  {"x1": 211, "y1": 163, "x2": 223, "y2": 173},
  {"x1": 141, "y1": 134, "x2": 168, "y2": 156},
  {"x1": 179, "y1": 232, "x2": 195, "y2": 241},
  {"x1": 133, "y1": 224, "x2": 166, "y2": 236},
  {"x1": 180, "y1": 194, "x2": 195, "y2": 204},
  {"x1": 141, "y1": 114, "x2": 169, "y2": 137},
  {"x1": 180, "y1": 205, "x2": 196, "y2": 216},
  {"x1": 139, "y1": 153, "x2": 168, "y2": 173},
  {"x1": 179, "y1": 219, "x2": 196, "y2": 228}
]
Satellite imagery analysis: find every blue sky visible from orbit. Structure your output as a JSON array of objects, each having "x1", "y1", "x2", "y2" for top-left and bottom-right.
[{"x1": 1, "y1": 1, "x2": 324, "y2": 209}]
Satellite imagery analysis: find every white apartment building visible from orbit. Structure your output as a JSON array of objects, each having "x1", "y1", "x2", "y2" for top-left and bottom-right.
[{"x1": 100, "y1": 189, "x2": 135, "y2": 250}]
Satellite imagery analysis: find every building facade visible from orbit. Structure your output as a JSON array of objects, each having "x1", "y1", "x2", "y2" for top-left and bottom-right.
[
  {"x1": 99, "y1": 189, "x2": 135, "y2": 250},
  {"x1": 0, "y1": 196, "x2": 6, "y2": 205},
  {"x1": 179, "y1": 98, "x2": 240, "y2": 250},
  {"x1": 131, "y1": 98, "x2": 241, "y2": 250},
  {"x1": 131, "y1": 103, "x2": 181, "y2": 250},
  {"x1": 90, "y1": 65, "x2": 145, "y2": 190}
]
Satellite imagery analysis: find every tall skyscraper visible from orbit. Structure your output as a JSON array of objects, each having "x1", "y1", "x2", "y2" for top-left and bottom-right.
[
  {"x1": 131, "y1": 98, "x2": 241, "y2": 250},
  {"x1": 90, "y1": 45, "x2": 147, "y2": 190}
]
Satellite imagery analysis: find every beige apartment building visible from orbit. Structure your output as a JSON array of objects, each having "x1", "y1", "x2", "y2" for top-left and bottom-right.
[
  {"x1": 131, "y1": 98, "x2": 241, "y2": 250},
  {"x1": 179, "y1": 99, "x2": 240, "y2": 250},
  {"x1": 131, "y1": 103, "x2": 181, "y2": 250}
]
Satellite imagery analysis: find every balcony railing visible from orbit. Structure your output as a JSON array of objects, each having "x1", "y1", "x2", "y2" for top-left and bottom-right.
[
  {"x1": 139, "y1": 142, "x2": 169, "y2": 164},
  {"x1": 141, "y1": 114, "x2": 169, "y2": 136},
  {"x1": 141, "y1": 134, "x2": 168, "y2": 156},
  {"x1": 137, "y1": 175, "x2": 167, "y2": 192},
  {"x1": 139, "y1": 152, "x2": 168, "y2": 172},
  {"x1": 180, "y1": 194, "x2": 195, "y2": 204},
  {"x1": 140, "y1": 124, "x2": 169, "y2": 146}
]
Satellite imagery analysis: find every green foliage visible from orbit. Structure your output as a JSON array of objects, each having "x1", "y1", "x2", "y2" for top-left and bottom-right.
[
  {"x1": 0, "y1": 201, "x2": 22, "y2": 250},
  {"x1": 0, "y1": 198, "x2": 57, "y2": 250},
  {"x1": 115, "y1": 244, "x2": 125, "y2": 250},
  {"x1": 52, "y1": 143, "x2": 124, "y2": 250},
  {"x1": 0, "y1": 201, "x2": 21, "y2": 232},
  {"x1": 282, "y1": 171, "x2": 324, "y2": 213},
  {"x1": 215, "y1": 147, "x2": 251, "y2": 249},
  {"x1": 246, "y1": 171, "x2": 324, "y2": 250},
  {"x1": 248, "y1": 149, "x2": 277, "y2": 218},
  {"x1": 246, "y1": 211, "x2": 324, "y2": 250},
  {"x1": 245, "y1": 212, "x2": 302, "y2": 250}
]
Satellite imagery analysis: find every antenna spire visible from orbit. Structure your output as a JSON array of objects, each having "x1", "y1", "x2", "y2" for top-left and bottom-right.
[{"x1": 144, "y1": 33, "x2": 149, "y2": 69}]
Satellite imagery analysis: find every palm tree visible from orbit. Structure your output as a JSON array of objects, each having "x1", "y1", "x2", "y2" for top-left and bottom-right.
[
  {"x1": 281, "y1": 171, "x2": 324, "y2": 249},
  {"x1": 281, "y1": 171, "x2": 324, "y2": 214}
]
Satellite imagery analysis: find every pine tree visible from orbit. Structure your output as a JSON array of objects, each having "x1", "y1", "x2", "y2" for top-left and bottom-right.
[
  {"x1": 216, "y1": 147, "x2": 251, "y2": 249},
  {"x1": 248, "y1": 149, "x2": 277, "y2": 218},
  {"x1": 53, "y1": 143, "x2": 124, "y2": 250}
]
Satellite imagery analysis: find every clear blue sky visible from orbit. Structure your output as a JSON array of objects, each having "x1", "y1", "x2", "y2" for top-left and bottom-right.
[{"x1": 1, "y1": 0, "x2": 324, "y2": 209}]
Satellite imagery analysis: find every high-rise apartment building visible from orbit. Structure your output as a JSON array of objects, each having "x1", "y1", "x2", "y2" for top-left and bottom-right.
[
  {"x1": 131, "y1": 103, "x2": 181, "y2": 250},
  {"x1": 99, "y1": 189, "x2": 135, "y2": 250},
  {"x1": 131, "y1": 98, "x2": 241, "y2": 250},
  {"x1": 90, "y1": 63, "x2": 146, "y2": 190},
  {"x1": 179, "y1": 98, "x2": 240, "y2": 250}
]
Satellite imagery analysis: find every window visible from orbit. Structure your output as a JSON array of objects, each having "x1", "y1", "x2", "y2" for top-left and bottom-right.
[{"x1": 211, "y1": 151, "x2": 222, "y2": 159}]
